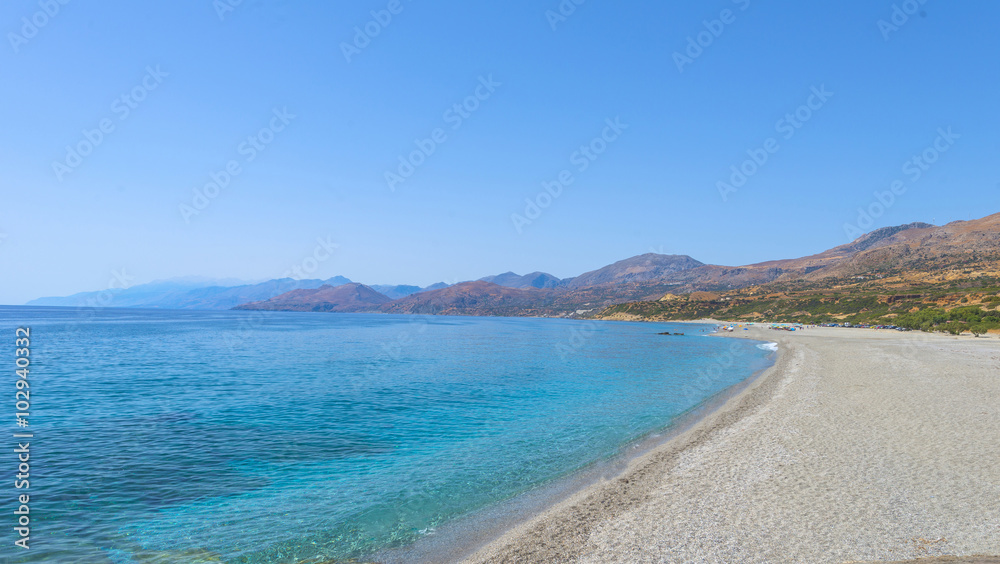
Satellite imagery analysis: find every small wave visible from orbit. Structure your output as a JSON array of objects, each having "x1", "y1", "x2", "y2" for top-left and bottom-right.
[{"x1": 756, "y1": 342, "x2": 778, "y2": 352}]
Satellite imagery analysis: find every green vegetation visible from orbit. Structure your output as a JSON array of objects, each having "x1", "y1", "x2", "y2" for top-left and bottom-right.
[
  {"x1": 600, "y1": 281, "x2": 1000, "y2": 337},
  {"x1": 892, "y1": 306, "x2": 1000, "y2": 334}
]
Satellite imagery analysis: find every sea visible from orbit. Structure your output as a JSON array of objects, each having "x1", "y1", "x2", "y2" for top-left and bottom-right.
[{"x1": 0, "y1": 307, "x2": 774, "y2": 563}]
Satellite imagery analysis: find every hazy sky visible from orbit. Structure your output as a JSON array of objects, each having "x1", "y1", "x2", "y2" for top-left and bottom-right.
[{"x1": 2, "y1": 0, "x2": 998, "y2": 304}]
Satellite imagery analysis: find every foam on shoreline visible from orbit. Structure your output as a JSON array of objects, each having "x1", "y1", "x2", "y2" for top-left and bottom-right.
[
  {"x1": 377, "y1": 327, "x2": 776, "y2": 564},
  {"x1": 461, "y1": 326, "x2": 1000, "y2": 563}
]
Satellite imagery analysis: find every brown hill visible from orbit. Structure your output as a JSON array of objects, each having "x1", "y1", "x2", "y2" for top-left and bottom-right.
[
  {"x1": 635, "y1": 216, "x2": 1000, "y2": 293},
  {"x1": 599, "y1": 213, "x2": 1000, "y2": 324},
  {"x1": 378, "y1": 281, "x2": 557, "y2": 316},
  {"x1": 768, "y1": 213, "x2": 1000, "y2": 283},
  {"x1": 232, "y1": 213, "x2": 1000, "y2": 318},
  {"x1": 234, "y1": 283, "x2": 391, "y2": 312},
  {"x1": 564, "y1": 254, "x2": 703, "y2": 288}
]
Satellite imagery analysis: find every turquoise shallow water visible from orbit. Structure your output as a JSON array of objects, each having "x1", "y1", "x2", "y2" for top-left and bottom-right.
[{"x1": 0, "y1": 307, "x2": 772, "y2": 563}]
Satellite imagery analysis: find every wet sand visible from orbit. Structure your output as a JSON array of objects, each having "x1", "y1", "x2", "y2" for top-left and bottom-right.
[{"x1": 461, "y1": 326, "x2": 1000, "y2": 563}]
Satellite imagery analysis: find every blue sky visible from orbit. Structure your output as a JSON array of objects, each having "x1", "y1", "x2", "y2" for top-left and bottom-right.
[{"x1": 1, "y1": 0, "x2": 998, "y2": 304}]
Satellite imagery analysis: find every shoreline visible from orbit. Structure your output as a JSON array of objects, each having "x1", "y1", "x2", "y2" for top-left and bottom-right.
[
  {"x1": 376, "y1": 322, "x2": 775, "y2": 564},
  {"x1": 460, "y1": 325, "x2": 1000, "y2": 563},
  {"x1": 453, "y1": 326, "x2": 789, "y2": 564}
]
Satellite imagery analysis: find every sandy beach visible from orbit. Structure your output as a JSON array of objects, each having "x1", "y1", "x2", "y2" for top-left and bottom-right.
[{"x1": 461, "y1": 325, "x2": 1000, "y2": 564}]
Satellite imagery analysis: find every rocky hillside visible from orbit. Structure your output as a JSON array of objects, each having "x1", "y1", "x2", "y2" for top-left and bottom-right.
[
  {"x1": 564, "y1": 254, "x2": 704, "y2": 288},
  {"x1": 600, "y1": 213, "x2": 1000, "y2": 329},
  {"x1": 478, "y1": 271, "x2": 565, "y2": 289},
  {"x1": 232, "y1": 213, "x2": 1000, "y2": 318},
  {"x1": 378, "y1": 281, "x2": 560, "y2": 316},
  {"x1": 235, "y1": 283, "x2": 391, "y2": 312}
]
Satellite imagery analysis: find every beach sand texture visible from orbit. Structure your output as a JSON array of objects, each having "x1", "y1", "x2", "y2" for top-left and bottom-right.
[{"x1": 462, "y1": 326, "x2": 1000, "y2": 564}]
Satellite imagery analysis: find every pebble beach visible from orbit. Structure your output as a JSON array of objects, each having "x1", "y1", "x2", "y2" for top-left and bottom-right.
[{"x1": 461, "y1": 325, "x2": 1000, "y2": 563}]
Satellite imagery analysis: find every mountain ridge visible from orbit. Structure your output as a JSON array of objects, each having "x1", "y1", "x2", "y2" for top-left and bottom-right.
[
  {"x1": 26, "y1": 276, "x2": 355, "y2": 309},
  {"x1": 26, "y1": 213, "x2": 1000, "y2": 319},
  {"x1": 234, "y1": 283, "x2": 391, "y2": 312},
  {"x1": 600, "y1": 212, "x2": 1000, "y2": 329},
  {"x1": 478, "y1": 271, "x2": 564, "y2": 289}
]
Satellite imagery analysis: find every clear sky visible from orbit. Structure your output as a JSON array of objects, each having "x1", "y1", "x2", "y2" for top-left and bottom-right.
[{"x1": 1, "y1": 0, "x2": 998, "y2": 304}]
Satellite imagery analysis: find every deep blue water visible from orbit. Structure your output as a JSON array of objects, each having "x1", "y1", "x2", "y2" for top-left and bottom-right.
[{"x1": 0, "y1": 307, "x2": 772, "y2": 563}]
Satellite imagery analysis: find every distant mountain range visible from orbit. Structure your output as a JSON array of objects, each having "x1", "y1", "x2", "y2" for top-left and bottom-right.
[
  {"x1": 235, "y1": 283, "x2": 393, "y2": 312},
  {"x1": 368, "y1": 284, "x2": 423, "y2": 299},
  {"x1": 25, "y1": 272, "x2": 459, "y2": 310},
  {"x1": 29, "y1": 213, "x2": 1000, "y2": 319},
  {"x1": 228, "y1": 254, "x2": 710, "y2": 316},
  {"x1": 28, "y1": 277, "x2": 352, "y2": 309},
  {"x1": 478, "y1": 271, "x2": 566, "y2": 289},
  {"x1": 377, "y1": 281, "x2": 560, "y2": 316}
]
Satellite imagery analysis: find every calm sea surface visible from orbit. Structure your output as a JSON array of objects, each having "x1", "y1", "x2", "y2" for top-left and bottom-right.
[{"x1": 0, "y1": 307, "x2": 772, "y2": 563}]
